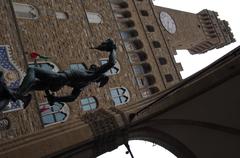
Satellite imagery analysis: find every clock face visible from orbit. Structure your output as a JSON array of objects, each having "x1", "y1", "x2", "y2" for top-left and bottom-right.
[{"x1": 160, "y1": 12, "x2": 176, "y2": 34}]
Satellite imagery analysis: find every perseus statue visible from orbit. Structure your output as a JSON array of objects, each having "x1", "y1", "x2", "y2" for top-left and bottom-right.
[{"x1": 17, "y1": 39, "x2": 117, "y2": 107}]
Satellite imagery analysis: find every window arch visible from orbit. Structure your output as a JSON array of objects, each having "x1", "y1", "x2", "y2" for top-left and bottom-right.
[
  {"x1": 129, "y1": 51, "x2": 147, "y2": 63},
  {"x1": 86, "y1": 11, "x2": 103, "y2": 24},
  {"x1": 114, "y1": 10, "x2": 132, "y2": 19},
  {"x1": 39, "y1": 102, "x2": 70, "y2": 127},
  {"x1": 124, "y1": 39, "x2": 143, "y2": 51},
  {"x1": 118, "y1": 20, "x2": 135, "y2": 29},
  {"x1": 55, "y1": 11, "x2": 68, "y2": 19},
  {"x1": 152, "y1": 41, "x2": 161, "y2": 48},
  {"x1": 80, "y1": 97, "x2": 98, "y2": 111},
  {"x1": 140, "y1": 10, "x2": 149, "y2": 16},
  {"x1": 13, "y1": 3, "x2": 39, "y2": 19},
  {"x1": 120, "y1": 30, "x2": 138, "y2": 39},
  {"x1": 100, "y1": 59, "x2": 120, "y2": 76},
  {"x1": 136, "y1": 75, "x2": 156, "y2": 88},
  {"x1": 110, "y1": 87, "x2": 130, "y2": 106},
  {"x1": 133, "y1": 63, "x2": 152, "y2": 75},
  {"x1": 146, "y1": 25, "x2": 155, "y2": 32},
  {"x1": 28, "y1": 61, "x2": 59, "y2": 72},
  {"x1": 110, "y1": 1, "x2": 129, "y2": 9}
]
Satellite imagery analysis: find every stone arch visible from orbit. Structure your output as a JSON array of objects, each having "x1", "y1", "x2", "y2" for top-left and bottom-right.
[{"x1": 129, "y1": 127, "x2": 196, "y2": 158}]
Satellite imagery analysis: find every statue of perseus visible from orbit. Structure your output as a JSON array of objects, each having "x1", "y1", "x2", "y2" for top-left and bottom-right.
[{"x1": 16, "y1": 39, "x2": 117, "y2": 108}]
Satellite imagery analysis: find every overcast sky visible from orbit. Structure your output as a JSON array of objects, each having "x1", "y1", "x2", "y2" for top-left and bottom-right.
[{"x1": 99, "y1": 0, "x2": 239, "y2": 157}]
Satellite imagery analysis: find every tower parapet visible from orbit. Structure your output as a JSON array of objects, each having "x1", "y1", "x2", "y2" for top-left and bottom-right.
[{"x1": 188, "y1": 9, "x2": 235, "y2": 54}]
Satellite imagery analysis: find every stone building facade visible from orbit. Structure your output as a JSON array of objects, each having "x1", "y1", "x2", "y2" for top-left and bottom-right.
[{"x1": 0, "y1": 0, "x2": 235, "y2": 157}]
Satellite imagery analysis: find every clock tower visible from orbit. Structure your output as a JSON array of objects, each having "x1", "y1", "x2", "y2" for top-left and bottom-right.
[{"x1": 153, "y1": 6, "x2": 235, "y2": 54}]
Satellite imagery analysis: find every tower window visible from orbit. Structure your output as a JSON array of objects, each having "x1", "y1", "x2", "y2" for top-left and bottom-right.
[
  {"x1": 13, "y1": 3, "x2": 39, "y2": 19},
  {"x1": 146, "y1": 25, "x2": 155, "y2": 32},
  {"x1": 140, "y1": 10, "x2": 149, "y2": 16},
  {"x1": 152, "y1": 41, "x2": 161, "y2": 48},
  {"x1": 165, "y1": 74, "x2": 174, "y2": 82},
  {"x1": 100, "y1": 59, "x2": 120, "y2": 76},
  {"x1": 39, "y1": 102, "x2": 69, "y2": 127},
  {"x1": 86, "y1": 11, "x2": 103, "y2": 24},
  {"x1": 110, "y1": 87, "x2": 130, "y2": 106},
  {"x1": 80, "y1": 97, "x2": 98, "y2": 111},
  {"x1": 55, "y1": 11, "x2": 68, "y2": 19},
  {"x1": 159, "y1": 57, "x2": 167, "y2": 65}
]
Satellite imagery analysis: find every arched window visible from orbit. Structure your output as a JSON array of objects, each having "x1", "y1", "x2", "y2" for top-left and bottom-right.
[
  {"x1": 114, "y1": 11, "x2": 131, "y2": 19},
  {"x1": 165, "y1": 74, "x2": 174, "y2": 82},
  {"x1": 146, "y1": 25, "x2": 155, "y2": 32},
  {"x1": 133, "y1": 63, "x2": 151, "y2": 75},
  {"x1": 129, "y1": 51, "x2": 147, "y2": 63},
  {"x1": 13, "y1": 3, "x2": 39, "y2": 19},
  {"x1": 152, "y1": 41, "x2": 161, "y2": 48},
  {"x1": 159, "y1": 57, "x2": 167, "y2": 65},
  {"x1": 28, "y1": 61, "x2": 59, "y2": 72},
  {"x1": 124, "y1": 40, "x2": 143, "y2": 51},
  {"x1": 140, "y1": 10, "x2": 149, "y2": 16},
  {"x1": 120, "y1": 30, "x2": 138, "y2": 39},
  {"x1": 80, "y1": 97, "x2": 98, "y2": 111},
  {"x1": 110, "y1": 87, "x2": 130, "y2": 106},
  {"x1": 136, "y1": 75, "x2": 156, "y2": 88},
  {"x1": 110, "y1": 1, "x2": 129, "y2": 9},
  {"x1": 100, "y1": 59, "x2": 120, "y2": 76},
  {"x1": 39, "y1": 102, "x2": 70, "y2": 127},
  {"x1": 86, "y1": 11, "x2": 103, "y2": 24},
  {"x1": 118, "y1": 20, "x2": 135, "y2": 29},
  {"x1": 55, "y1": 11, "x2": 68, "y2": 19}
]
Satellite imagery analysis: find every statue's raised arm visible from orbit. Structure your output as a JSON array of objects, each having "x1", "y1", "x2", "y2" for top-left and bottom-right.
[{"x1": 91, "y1": 39, "x2": 117, "y2": 75}]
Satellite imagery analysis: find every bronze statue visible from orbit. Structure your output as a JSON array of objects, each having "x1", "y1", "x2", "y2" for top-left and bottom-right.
[{"x1": 17, "y1": 39, "x2": 117, "y2": 107}]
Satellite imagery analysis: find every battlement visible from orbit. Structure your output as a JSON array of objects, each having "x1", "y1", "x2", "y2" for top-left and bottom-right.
[{"x1": 188, "y1": 9, "x2": 235, "y2": 54}]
